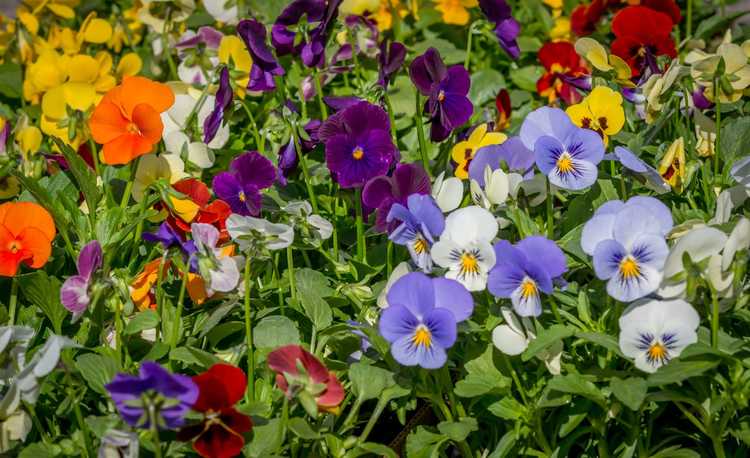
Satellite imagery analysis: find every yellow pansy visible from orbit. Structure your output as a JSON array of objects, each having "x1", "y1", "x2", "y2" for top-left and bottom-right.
[
  {"x1": 686, "y1": 43, "x2": 750, "y2": 103},
  {"x1": 451, "y1": 124, "x2": 507, "y2": 179},
  {"x1": 341, "y1": 0, "x2": 381, "y2": 16},
  {"x1": 574, "y1": 38, "x2": 634, "y2": 88},
  {"x1": 434, "y1": 0, "x2": 477, "y2": 26},
  {"x1": 23, "y1": 0, "x2": 79, "y2": 19},
  {"x1": 218, "y1": 36, "x2": 253, "y2": 98},
  {"x1": 658, "y1": 137, "x2": 685, "y2": 192},
  {"x1": 116, "y1": 53, "x2": 144, "y2": 79},
  {"x1": 372, "y1": 0, "x2": 412, "y2": 31},
  {"x1": 566, "y1": 86, "x2": 625, "y2": 146},
  {"x1": 16, "y1": 126, "x2": 43, "y2": 156},
  {"x1": 109, "y1": 5, "x2": 144, "y2": 53},
  {"x1": 549, "y1": 17, "x2": 571, "y2": 41}
]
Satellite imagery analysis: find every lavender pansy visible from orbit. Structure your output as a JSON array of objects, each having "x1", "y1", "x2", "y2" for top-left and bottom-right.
[
  {"x1": 105, "y1": 362, "x2": 198, "y2": 430},
  {"x1": 191, "y1": 223, "x2": 240, "y2": 294},
  {"x1": 212, "y1": 151, "x2": 276, "y2": 216},
  {"x1": 478, "y1": 0, "x2": 520, "y2": 59},
  {"x1": 387, "y1": 194, "x2": 446, "y2": 272},
  {"x1": 468, "y1": 136, "x2": 536, "y2": 185},
  {"x1": 378, "y1": 272, "x2": 473, "y2": 369},
  {"x1": 410, "y1": 48, "x2": 473, "y2": 142},
  {"x1": 60, "y1": 241, "x2": 102, "y2": 320},
  {"x1": 203, "y1": 66, "x2": 233, "y2": 144},
  {"x1": 237, "y1": 19, "x2": 285, "y2": 92},
  {"x1": 320, "y1": 101, "x2": 397, "y2": 188},
  {"x1": 362, "y1": 162, "x2": 431, "y2": 232},
  {"x1": 487, "y1": 236, "x2": 567, "y2": 317},
  {"x1": 609, "y1": 146, "x2": 670, "y2": 194}
]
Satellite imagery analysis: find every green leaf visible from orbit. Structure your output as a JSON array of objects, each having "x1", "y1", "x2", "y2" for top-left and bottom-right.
[
  {"x1": 54, "y1": 138, "x2": 102, "y2": 220},
  {"x1": 405, "y1": 426, "x2": 448, "y2": 458},
  {"x1": 287, "y1": 417, "x2": 320, "y2": 440},
  {"x1": 719, "y1": 116, "x2": 750, "y2": 163},
  {"x1": 576, "y1": 331, "x2": 623, "y2": 356},
  {"x1": 609, "y1": 377, "x2": 647, "y2": 411},
  {"x1": 169, "y1": 346, "x2": 220, "y2": 369},
  {"x1": 245, "y1": 418, "x2": 283, "y2": 457},
  {"x1": 437, "y1": 417, "x2": 478, "y2": 442},
  {"x1": 487, "y1": 397, "x2": 525, "y2": 421},
  {"x1": 295, "y1": 269, "x2": 333, "y2": 330},
  {"x1": 649, "y1": 445, "x2": 701, "y2": 458},
  {"x1": 412, "y1": 38, "x2": 465, "y2": 65},
  {"x1": 18, "y1": 271, "x2": 67, "y2": 334},
  {"x1": 123, "y1": 310, "x2": 159, "y2": 335},
  {"x1": 558, "y1": 400, "x2": 591, "y2": 438},
  {"x1": 647, "y1": 359, "x2": 719, "y2": 386},
  {"x1": 354, "y1": 442, "x2": 399, "y2": 458},
  {"x1": 488, "y1": 431, "x2": 517, "y2": 458},
  {"x1": 253, "y1": 315, "x2": 301, "y2": 349},
  {"x1": 0, "y1": 62, "x2": 22, "y2": 98},
  {"x1": 694, "y1": 11, "x2": 749, "y2": 41},
  {"x1": 349, "y1": 362, "x2": 394, "y2": 401},
  {"x1": 548, "y1": 374, "x2": 606, "y2": 408},
  {"x1": 75, "y1": 353, "x2": 119, "y2": 395},
  {"x1": 509, "y1": 66, "x2": 544, "y2": 92},
  {"x1": 18, "y1": 442, "x2": 56, "y2": 458},
  {"x1": 522, "y1": 325, "x2": 574, "y2": 361},
  {"x1": 454, "y1": 347, "x2": 510, "y2": 398},
  {"x1": 469, "y1": 69, "x2": 506, "y2": 107},
  {"x1": 196, "y1": 301, "x2": 237, "y2": 338}
]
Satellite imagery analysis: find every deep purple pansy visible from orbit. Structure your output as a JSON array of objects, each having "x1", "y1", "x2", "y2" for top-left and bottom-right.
[
  {"x1": 143, "y1": 222, "x2": 198, "y2": 270},
  {"x1": 203, "y1": 67, "x2": 233, "y2": 144},
  {"x1": 478, "y1": 0, "x2": 520, "y2": 59},
  {"x1": 212, "y1": 151, "x2": 276, "y2": 216},
  {"x1": 60, "y1": 241, "x2": 103, "y2": 320},
  {"x1": 378, "y1": 40, "x2": 406, "y2": 88},
  {"x1": 409, "y1": 48, "x2": 473, "y2": 142},
  {"x1": 237, "y1": 18, "x2": 285, "y2": 92},
  {"x1": 362, "y1": 162, "x2": 431, "y2": 232},
  {"x1": 271, "y1": 0, "x2": 326, "y2": 56}
]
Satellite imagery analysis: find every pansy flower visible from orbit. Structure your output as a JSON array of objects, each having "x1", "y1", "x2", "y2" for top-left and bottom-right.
[
  {"x1": 89, "y1": 76, "x2": 175, "y2": 165},
  {"x1": 574, "y1": 38, "x2": 634, "y2": 87},
  {"x1": 177, "y1": 364, "x2": 252, "y2": 458},
  {"x1": 60, "y1": 241, "x2": 102, "y2": 320},
  {"x1": 570, "y1": 0, "x2": 610, "y2": 36},
  {"x1": 271, "y1": 0, "x2": 326, "y2": 57},
  {"x1": 237, "y1": 19, "x2": 285, "y2": 92},
  {"x1": 432, "y1": 206, "x2": 498, "y2": 291},
  {"x1": 212, "y1": 152, "x2": 276, "y2": 217},
  {"x1": 468, "y1": 136, "x2": 536, "y2": 183},
  {"x1": 434, "y1": 0, "x2": 477, "y2": 25},
  {"x1": 451, "y1": 123, "x2": 507, "y2": 179},
  {"x1": 478, "y1": 0, "x2": 520, "y2": 59},
  {"x1": 268, "y1": 345, "x2": 345, "y2": 415},
  {"x1": 495, "y1": 88, "x2": 511, "y2": 131},
  {"x1": 657, "y1": 137, "x2": 685, "y2": 192},
  {"x1": 217, "y1": 35, "x2": 253, "y2": 98},
  {"x1": 432, "y1": 172, "x2": 464, "y2": 213},
  {"x1": 174, "y1": 26, "x2": 223, "y2": 86},
  {"x1": 203, "y1": 67, "x2": 233, "y2": 144},
  {"x1": 362, "y1": 162, "x2": 431, "y2": 232},
  {"x1": 378, "y1": 40, "x2": 406, "y2": 88},
  {"x1": 130, "y1": 258, "x2": 169, "y2": 311},
  {"x1": 378, "y1": 272, "x2": 474, "y2": 368},
  {"x1": 320, "y1": 101, "x2": 397, "y2": 189},
  {"x1": 410, "y1": 47, "x2": 473, "y2": 142},
  {"x1": 0, "y1": 202, "x2": 56, "y2": 277},
  {"x1": 565, "y1": 86, "x2": 624, "y2": 146},
  {"x1": 388, "y1": 194, "x2": 445, "y2": 272},
  {"x1": 537, "y1": 41, "x2": 590, "y2": 105},
  {"x1": 488, "y1": 236, "x2": 567, "y2": 317},
  {"x1": 619, "y1": 298, "x2": 698, "y2": 373},
  {"x1": 611, "y1": 6, "x2": 676, "y2": 77},
  {"x1": 191, "y1": 223, "x2": 240, "y2": 295},
  {"x1": 166, "y1": 179, "x2": 232, "y2": 240},
  {"x1": 609, "y1": 146, "x2": 670, "y2": 194}
]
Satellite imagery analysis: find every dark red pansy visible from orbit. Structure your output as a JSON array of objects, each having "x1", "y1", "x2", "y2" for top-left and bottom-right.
[
  {"x1": 495, "y1": 89, "x2": 511, "y2": 131},
  {"x1": 611, "y1": 6, "x2": 676, "y2": 77},
  {"x1": 536, "y1": 41, "x2": 590, "y2": 105}
]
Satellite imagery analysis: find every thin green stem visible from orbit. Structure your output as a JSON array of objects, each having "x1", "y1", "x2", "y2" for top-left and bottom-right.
[
  {"x1": 546, "y1": 177, "x2": 554, "y2": 238},
  {"x1": 155, "y1": 253, "x2": 168, "y2": 341},
  {"x1": 292, "y1": 131, "x2": 319, "y2": 213},
  {"x1": 386, "y1": 241, "x2": 393, "y2": 277},
  {"x1": 500, "y1": 353, "x2": 528, "y2": 405},
  {"x1": 8, "y1": 276, "x2": 18, "y2": 325},
  {"x1": 548, "y1": 295, "x2": 563, "y2": 325},
  {"x1": 66, "y1": 376, "x2": 92, "y2": 458},
  {"x1": 355, "y1": 188, "x2": 365, "y2": 262},
  {"x1": 287, "y1": 246, "x2": 297, "y2": 302},
  {"x1": 414, "y1": 93, "x2": 430, "y2": 175},
  {"x1": 464, "y1": 24, "x2": 473, "y2": 69},
  {"x1": 710, "y1": 285, "x2": 720, "y2": 349},
  {"x1": 129, "y1": 190, "x2": 151, "y2": 260},
  {"x1": 119, "y1": 161, "x2": 135, "y2": 209},
  {"x1": 313, "y1": 68, "x2": 328, "y2": 120},
  {"x1": 243, "y1": 256, "x2": 255, "y2": 401},
  {"x1": 686, "y1": 0, "x2": 693, "y2": 39},
  {"x1": 357, "y1": 397, "x2": 388, "y2": 444},
  {"x1": 148, "y1": 402, "x2": 164, "y2": 458},
  {"x1": 114, "y1": 300, "x2": 122, "y2": 367},
  {"x1": 170, "y1": 263, "x2": 190, "y2": 352},
  {"x1": 340, "y1": 397, "x2": 363, "y2": 433},
  {"x1": 241, "y1": 99, "x2": 264, "y2": 154},
  {"x1": 384, "y1": 92, "x2": 398, "y2": 144},
  {"x1": 713, "y1": 78, "x2": 722, "y2": 180}
]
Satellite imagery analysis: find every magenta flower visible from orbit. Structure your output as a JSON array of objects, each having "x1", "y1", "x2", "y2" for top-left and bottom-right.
[
  {"x1": 60, "y1": 241, "x2": 102, "y2": 320},
  {"x1": 237, "y1": 19, "x2": 285, "y2": 92},
  {"x1": 409, "y1": 48, "x2": 473, "y2": 142},
  {"x1": 319, "y1": 101, "x2": 397, "y2": 188},
  {"x1": 212, "y1": 151, "x2": 276, "y2": 216},
  {"x1": 362, "y1": 162, "x2": 431, "y2": 232}
]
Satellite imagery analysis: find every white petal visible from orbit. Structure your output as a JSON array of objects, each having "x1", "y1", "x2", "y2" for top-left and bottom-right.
[
  {"x1": 492, "y1": 325, "x2": 528, "y2": 355},
  {"x1": 377, "y1": 262, "x2": 411, "y2": 308},
  {"x1": 187, "y1": 142, "x2": 214, "y2": 169},
  {"x1": 434, "y1": 175, "x2": 463, "y2": 213},
  {"x1": 722, "y1": 217, "x2": 750, "y2": 271},
  {"x1": 708, "y1": 254, "x2": 734, "y2": 295},
  {"x1": 442, "y1": 206, "x2": 498, "y2": 246},
  {"x1": 486, "y1": 169, "x2": 510, "y2": 205},
  {"x1": 430, "y1": 239, "x2": 460, "y2": 269},
  {"x1": 164, "y1": 130, "x2": 189, "y2": 155},
  {"x1": 499, "y1": 306, "x2": 525, "y2": 335},
  {"x1": 469, "y1": 179, "x2": 490, "y2": 209},
  {"x1": 207, "y1": 122, "x2": 230, "y2": 149},
  {"x1": 663, "y1": 227, "x2": 727, "y2": 279}
]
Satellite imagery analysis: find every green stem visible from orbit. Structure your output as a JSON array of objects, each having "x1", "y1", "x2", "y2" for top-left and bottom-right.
[
  {"x1": 414, "y1": 93, "x2": 430, "y2": 175},
  {"x1": 548, "y1": 295, "x2": 563, "y2": 325},
  {"x1": 8, "y1": 276, "x2": 18, "y2": 325},
  {"x1": 386, "y1": 241, "x2": 393, "y2": 277},
  {"x1": 287, "y1": 246, "x2": 297, "y2": 302},
  {"x1": 148, "y1": 402, "x2": 164, "y2": 458},
  {"x1": 241, "y1": 100, "x2": 264, "y2": 154},
  {"x1": 313, "y1": 68, "x2": 328, "y2": 120},
  {"x1": 129, "y1": 190, "x2": 151, "y2": 259},
  {"x1": 155, "y1": 253, "x2": 168, "y2": 341},
  {"x1": 384, "y1": 92, "x2": 398, "y2": 144},
  {"x1": 332, "y1": 190, "x2": 340, "y2": 262},
  {"x1": 119, "y1": 161, "x2": 135, "y2": 209},
  {"x1": 686, "y1": 0, "x2": 693, "y2": 38},
  {"x1": 464, "y1": 24, "x2": 473, "y2": 69},
  {"x1": 348, "y1": 30, "x2": 365, "y2": 89},
  {"x1": 340, "y1": 397, "x2": 363, "y2": 433},
  {"x1": 170, "y1": 264, "x2": 190, "y2": 352},
  {"x1": 500, "y1": 353, "x2": 528, "y2": 405},
  {"x1": 712, "y1": 433, "x2": 726, "y2": 458},
  {"x1": 713, "y1": 78, "x2": 721, "y2": 180},
  {"x1": 66, "y1": 377, "x2": 92, "y2": 458},
  {"x1": 243, "y1": 256, "x2": 255, "y2": 401},
  {"x1": 292, "y1": 131, "x2": 319, "y2": 213},
  {"x1": 355, "y1": 188, "x2": 365, "y2": 262},
  {"x1": 114, "y1": 300, "x2": 122, "y2": 367},
  {"x1": 357, "y1": 397, "x2": 388, "y2": 444},
  {"x1": 710, "y1": 285, "x2": 720, "y2": 349},
  {"x1": 546, "y1": 177, "x2": 554, "y2": 238}
]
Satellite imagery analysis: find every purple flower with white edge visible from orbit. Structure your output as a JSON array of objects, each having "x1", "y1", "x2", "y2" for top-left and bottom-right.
[
  {"x1": 362, "y1": 162, "x2": 431, "y2": 232},
  {"x1": 582, "y1": 197, "x2": 672, "y2": 302},
  {"x1": 608, "y1": 146, "x2": 670, "y2": 194},
  {"x1": 237, "y1": 19, "x2": 285, "y2": 92},
  {"x1": 387, "y1": 194, "x2": 446, "y2": 272},
  {"x1": 487, "y1": 236, "x2": 567, "y2": 317},
  {"x1": 175, "y1": 27, "x2": 223, "y2": 86},
  {"x1": 378, "y1": 272, "x2": 474, "y2": 369},
  {"x1": 468, "y1": 136, "x2": 536, "y2": 185},
  {"x1": 60, "y1": 241, "x2": 102, "y2": 320},
  {"x1": 319, "y1": 101, "x2": 397, "y2": 188},
  {"x1": 212, "y1": 151, "x2": 276, "y2": 216},
  {"x1": 191, "y1": 223, "x2": 240, "y2": 294},
  {"x1": 478, "y1": 0, "x2": 520, "y2": 59},
  {"x1": 203, "y1": 67, "x2": 233, "y2": 144},
  {"x1": 105, "y1": 361, "x2": 198, "y2": 429},
  {"x1": 409, "y1": 48, "x2": 473, "y2": 142},
  {"x1": 378, "y1": 40, "x2": 406, "y2": 88}
]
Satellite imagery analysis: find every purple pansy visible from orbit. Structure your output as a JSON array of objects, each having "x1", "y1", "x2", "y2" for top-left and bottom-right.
[
  {"x1": 302, "y1": 0, "x2": 343, "y2": 67},
  {"x1": 378, "y1": 41, "x2": 406, "y2": 88},
  {"x1": 378, "y1": 272, "x2": 473, "y2": 369},
  {"x1": 387, "y1": 194, "x2": 445, "y2": 272},
  {"x1": 175, "y1": 26, "x2": 223, "y2": 50},
  {"x1": 478, "y1": 0, "x2": 520, "y2": 59},
  {"x1": 143, "y1": 222, "x2": 198, "y2": 270},
  {"x1": 362, "y1": 162, "x2": 431, "y2": 232},
  {"x1": 520, "y1": 107, "x2": 604, "y2": 191},
  {"x1": 212, "y1": 151, "x2": 276, "y2": 216},
  {"x1": 608, "y1": 146, "x2": 670, "y2": 194},
  {"x1": 105, "y1": 362, "x2": 198, "y2": 430},
  {"x1": 692, "y1": 86, "x2": 713, "y2": 110},
  {"x1": 271, "y1": 0, "x2": 326, "y2": 56},
  {"x1": 60, "y1": 241, "x2": 103, "y2": 320},
  {"x1": 203, "y1": 67, "x2": 233, "y2": 144},
  {"x1": 237, "y1": 18, "x2": 285, "y2": 92},
  {"x1": 319, "y1": 101, "x2": 397, "y2": 188},
  {"x1": 409, "y1": 48, "x2": 473, "y2": 142},
  {"x1": 277, "y1": 119, "x2": 322, "y2": 185},
  {"x1": 487, "y1": 236, "x2": 567, "y2": 317},
  {"x1": 468, "y1": 136, "x2": 536, "y2": 185}
]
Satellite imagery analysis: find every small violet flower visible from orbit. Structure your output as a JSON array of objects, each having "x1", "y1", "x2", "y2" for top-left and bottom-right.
[
  {"x1": 60, "y1": 241, "x2": 103, "y2": 321},
  {"x1": 378, "y1": 272, "x2": 474, "y2": 369},
  {"x1": 478, "y1": 0, "x2": 520, "y2": 59},
  {"x1": 362, "y1": 162, "x2": 431, "y2": 232},
  {"x1": 212, "y1": 151, "x2": 276, "y2": 216},
  {"x1": 237, "y1": 19, "x2": 285, "y2": 92},
  {"x1": 203, "y1": 66, "x2": 233, "y2": 144},
  {"x1": 487, "y1": 236, "x2": 567, "y2": 317},
  {"x1": 387, "y1": 194, "x2": 446, "y2": 273},
  {"x1": 378, "y1": 40, "x2": 406, "y2": 88}
]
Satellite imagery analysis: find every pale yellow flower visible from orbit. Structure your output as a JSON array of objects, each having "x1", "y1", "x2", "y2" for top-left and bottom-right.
[{"x1": 686, "y1": 43, "x2": 750, "y2": 103}]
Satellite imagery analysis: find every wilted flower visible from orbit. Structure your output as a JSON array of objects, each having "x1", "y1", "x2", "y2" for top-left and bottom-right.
[
  {"x1": 362, "y1": 162, "x2": 430, "y2": 232},
  {"x1": 388, "y1": 194, "x2": 445, "y2": 272},
  {"x1": 641, "y1": 62, "x2": 683, "y2": 124},
  {"x1": 203, "y1": 67, "x2": 233, "y2": 144},
  {"x1": 686, "y1": 42, "x2": 750, "y2": 103},
  {"x1": 60, "y1": 241, "x2": 103, "y2": 320},
  {"x1": 658, "y1": 137, "x2": 686, "y2": 192},
  {"x1": 212, "y1": 151, "x2": 276, "y2": 216},
  {"x1": 378, "y1": 40, "x2": 406, "y2": 88},
  {"x1": 98, "y1": 429, "x2": 139, "y2": 458},
  {"x1": 619, "y1": 298, "x2": 698, "y2": 373},
  {"x1": 574, "y1": 37, "x2": 633, "y2": 87}
]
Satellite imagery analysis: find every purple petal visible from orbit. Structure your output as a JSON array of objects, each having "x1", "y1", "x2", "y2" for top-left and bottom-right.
[
  {"x1": 443, "y1": 66, "x2": 471, "y2": 96},
  {"x1": 230, "y1": 151, "x2": 276, "y2": 190},
  {"x1": 409, "y1": 48, "x2": 447, "y2": 95},
  {"x1": 626, "y1": 196, "x2": 673, "y2": 235},
  {"x1": 469, "y1": 136, "x2": 535, "y2": 185},
  {"x1": 515, "y1": 236, "x2": 567, "y2": 279},
  {"x1": 77, "y1": 240, "x2": 102, "y2": 279},
  {"x1": 392, "y1": 162, "x2": 431, "y2": 200},
  {"x1": 478, "y1": 0, "x2": 512, "y2": 23},
  {"x1": 379, "y1": 41, "x2": 406, "y2": 88},
  {"x1": 432, "y1": 277, "x2": 473, "y2": 322},
  {"x1": 407, "y1": 194, "x2": 445, "y2": 238},
  {"x1": 564, "y1": 127, "x2": 604, "y2": 164},
  {"x1": 593, "y1": 239, "x2": 626, "y2": 280},
  {"x1": 212, "y1": 172, "x2": 242, "y2": 203},
  {"x1": 423, "y1": 307, "x2": 458, "y2": 348},
  {"x1": 520, "y1": 107, "x2": 575, "y2": 151},
  {"x1": 60, "y1": 275, "x2": 89, "y2": 314},
  {"x1": 487, "y1": 262, "x2": 526, "y2": 298},
  {"x1": 379, "y1": 304, "x2": 420, "y2": 342},
  {"x1": 439, "y1": 93, "x2": 473, "y2": 131},
  {"x1": 203, "y1": 67, "x2": 232, "y2": 144},
  {"x1": 362, "y1": 175, "x2": 395, "y2": 209},
  {"x1": 386, "y1": 272, "x2": 436, "y2": 319},
  {"x1": 495, "y1": 18, "x2": 520, "y2": 59}
]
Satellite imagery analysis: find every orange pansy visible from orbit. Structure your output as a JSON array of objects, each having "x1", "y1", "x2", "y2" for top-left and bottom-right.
[
  {"x1": 130, "y1": 258, "x2": 169, "y2": 310},
  {"x1": 0, "y1": 202, "x2": 56, "y2": 277},
  {"x1": 89, "y1": 76, "x2": 174, "y2": 165}
]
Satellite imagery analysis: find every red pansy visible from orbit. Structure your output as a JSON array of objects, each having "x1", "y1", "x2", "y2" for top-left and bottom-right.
[
  {"x1": 611, "y1": 6, "x2": 676, "y2": 77},
  {"x1": 177, "y1": 364, "x2": 252, "y2": 458},
  {"x1": 536, "y1": 41, "x2": 590, "y2": 105},
  {"x1": 571, "y1": 0, "x2": 614, "y2": 36},
  {"x1": 638, "y1": 0, "x2": 681, "y2": 24},
  {"x1": 495, "y1": 89, "x2": 511, "y2": 131},
  {"x1": 165, "y1": 178, "x2": 232, "y2": 241}
]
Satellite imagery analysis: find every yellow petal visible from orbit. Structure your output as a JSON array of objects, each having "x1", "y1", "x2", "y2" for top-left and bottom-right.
[
  {"x1": 169, "y1": 196, "x2": 200, "y2": 222},
  {"x1": 565, "y1": 103, "x2": 591, "y2": 129},
  {"x1": 46, "y1": 3, "x2": 75, "y2": 19},
  {"x1": 18, "y1": 11, "x2": 39, "y2": 35},
  {"x1": 62, "y1": 81, "x2": 96, "y2": 111},
  {"x1": 478, "y1": 132, "x2": 507, "y2": 148},
  {"x1": 575, "y1": 38, "x2": 611, "y2": 72},
  {"x1": 41, "y1": 86, "x2": 67, "y2": 120},
  {"x1": 66, "y1": 54, "x2": 100, "y2": 83},
  {"x1": 610, "y1": 54, "x2": 633, "y2": 84},
  {"x1": 218, "y1": 35, "x2": 252, "y2": 73},
  {"x1": 116, "y1": 53, "x2": 143, "y2": 78},
  {"x1": 586, "y1": 86, "x2": 624, "y2": 135},
  {"x1": 83, "y1": 18, "x2": 113, "y2": 44},
  {"x1": 16, "y1": 126, "x2": 42, "y2": 154}
]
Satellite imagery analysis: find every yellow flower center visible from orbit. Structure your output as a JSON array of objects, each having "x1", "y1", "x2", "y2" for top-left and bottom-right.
[
  {"x1": 556, "y1": 152, "x2": 575, "y2": 174},
  {"x1": 352, "y1": 146, "x2": 364, "y2": 160},
  {"x1": 647, "y1": 342, "x2": 667, "y2": 362},
  {"x1": 619, "y1": 256, "x2": 640, "y2": 279},
  {"x1": 520, "y1": 278, "x2": 538, "y2": 299},
  {"x1": 460, "y1": 252, "x2": 479, "y2": 274},
  {"x1": 126, "y1": 122, "x2": 140, "y2": 134},
  {"x1": 7, "y1": 240, "x2": 21, "y2": 254},
  {"x1": 412, "y1": 325, "x2": 432, "y2": 348},
  {"x1": 238, "y1": 191, "x2": 246, "y2": 202},
  {"x1": 438, "y1": 90, "x2": 446, "y2": 103},
  {"x1": 413, "y1": 237, "x2": 429, "y2": 254}
]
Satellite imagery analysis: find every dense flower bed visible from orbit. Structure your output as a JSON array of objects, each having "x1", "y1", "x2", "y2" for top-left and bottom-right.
[{"x1": 0, "y1": 0, "x2": 749, "y2": 456}]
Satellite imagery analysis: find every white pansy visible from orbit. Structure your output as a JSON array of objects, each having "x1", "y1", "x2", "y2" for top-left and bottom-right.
[
  {"x1": 431, "y1": 206, "x2": 498, "y2": 291},
  {"x1": 492, "y1": 308, "x2": 562, "y2": 374},
  {"x1": 619, "y1": 298, "x2": 699, "y2": 373},
  {"x1": 202, "y1": 0, "x2": 239, "y2": 24},
  {"x1": 227, "y1": 214, "x2": 295, "y2": 251},
  {"x1": 470, "y1": 165, "x2": 524, "y2": 209},
  {"x1": 99, "y1": 429, "x2": 139, "y2": 458},
  {"x1": 0, "y1": 410, "x2": 31, "y2": 453},
  {"x1": 432, "y1": 171, "x2": 463, "y2": 213},
  {"x1": 659, "y1": 226, "x2": 728, "y2": 298}
]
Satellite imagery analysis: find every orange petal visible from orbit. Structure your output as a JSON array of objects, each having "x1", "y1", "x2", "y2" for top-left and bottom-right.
[
  {"x1": 89, "y1": 100, "x2": 129, "y2": 144},
  {"x1": 0, "y1": 225, "x2": 21, "y2": 277},
  {"x1": 101, "y1": 133, "x2": 154, "y2": 165},
  {"x1": 120, "y1": 76, "x2": 175, "y2": 117},
  {"x1": 186, "y1": 273, "x2": 208, "y2": 305},
  {"x1": 18, "y1": 226, "x2": 52, "y2": 268},
  {"x1": 131, "y1": 103, "x2": 164, "y2": 144},
  {"x1": 0, "y1": 202, "x2": 56, "y2": 240}
]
